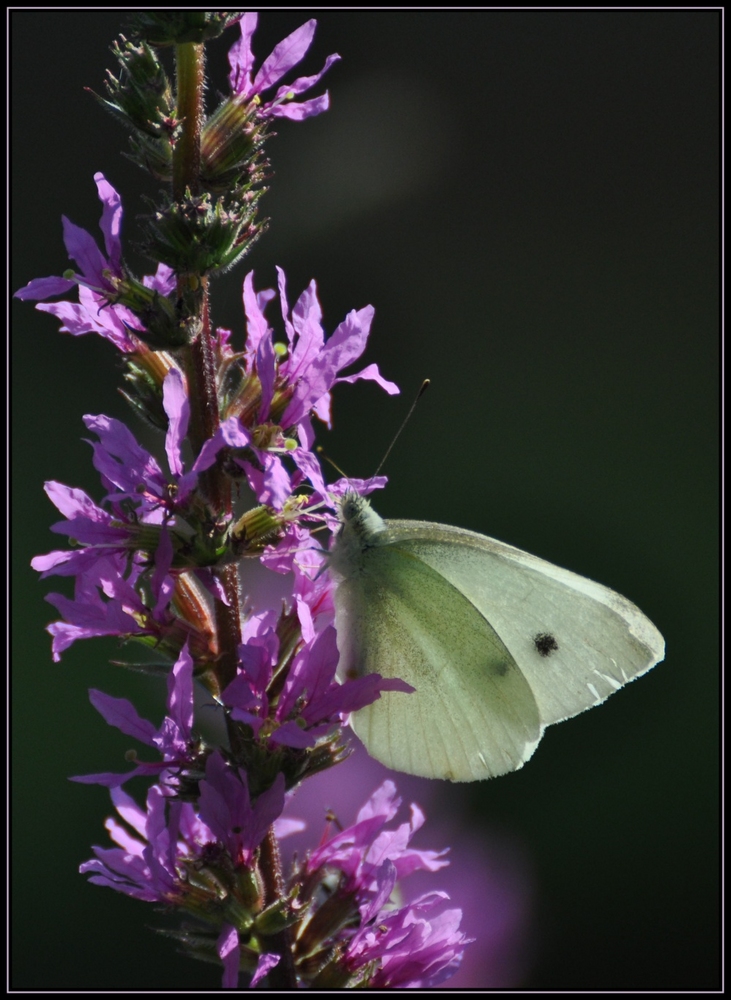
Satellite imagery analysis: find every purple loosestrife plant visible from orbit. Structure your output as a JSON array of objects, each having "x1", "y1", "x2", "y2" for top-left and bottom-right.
[{"x1": 17, "y1": 12, "x2": 481, "y2": 989}]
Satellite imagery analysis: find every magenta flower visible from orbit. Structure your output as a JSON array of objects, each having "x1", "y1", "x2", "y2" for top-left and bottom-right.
[
  {"x1": 224, "y1": 624, "x2": 412, "y2": 749},
  {"x1": 306, "y1": 780, "x2": 448, "y2": 892},
  {"x1": 233, "y1": 269, "x2": 398, "y2": 508},
  {"x1": 41, "y1": 552, "x2": 177, "y2": 662},
  {"x1": 82, "y1": 771, "x2": 471, "y2": 988},
  {"x1": 14, "y1": 173, "x2": 174, "y2": 352},
  {"x1": 32, "y1": 368, "x2": 247, "y2": 577},
  {"x1": 279, "y1": 743, "x2": 532, "y2": 987},
  {"x1": 80, "y1": 759, "x2": 285, "y2": 901},
  {"x1": 346, "y1": 873, "x2": 472, "y2": 988},
  {"x1": 30, "y1": 480, "x2": 149, "y2": 581},
  {"x1": 82, "y1": 369, "x2": 252, "y2": 515},
  {"x1": 273, "y1": 267, "x2": 399, "y2": 429},
  {"x1": 228, "y1": 13, "x2": 340, "y2": 121},
  {"x1": 15, "y1": 172, "x2": 123, "y2": 303},
  {"x1": 79, "y1": 783, "x2": 183, "y2": 903},
  {"x1": 71, "y1": 643, "x2": 199, "y2": 788},
  {"x1": 80, "y1": 757, "x2": 289, "y2": 989},
  {"x1": 35, "y1": 282, "x2": 142, "y2": 353}
]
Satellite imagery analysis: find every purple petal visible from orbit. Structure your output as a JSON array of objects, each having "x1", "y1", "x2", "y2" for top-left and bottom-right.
[
  {"x1": 142, "y1": 262, "x2": 176, "y2": 295},
  {"x1": 14, "y1": 275, "x2": 76, "y2": 300},
  {"x1": 150, "y1": 528, "x2": 174, "y2": 617},
  {"x1": 43, "y1": 480, "x2": 105, "y2": 521},
  {"x1": 289, "y1": 447, "x2": 326, "y2": 495},
  {"x1": 278, "y1": 626, "x2": 338, "y2": 720},
  {"x1": 268, "y1": 720, "x2": 317, "y2": 748},
  {"x1": 271, "y1": 53, "x2": 341, "y2": 99},
  {"x1": 280, "y1": 305, "x2": 375, "y2": 427},
  {"x1": 94, "y1": 172, "x2": 123, "y2": 274},
  {"x1": 268, "y1": 92, "x2": 332, "y2": 121},
  {"x1": 62, "y1": 216, "x2": 107, "y2": 287},
  {"x1": 162, "y1": 368, "x2": 189, "y2": 477},
  {"x1": 253, "y1": 20, "x2": 316, "y2": 94},
  {"x1": 227, "y1": 11, "x2": 258, "y2": 95},
  {"x1": 191, "y1": 417, "x2": 251, "y2": 475},
  {"x1": 285, "y1": 279, "x2": 325, "y2": 382},
  {"x1": 218, "y1": 924, "x2": 241, "y2": 989},
  {"x1": 38, "y1": 287, "x2": 141, "y2": 352},
  {"x1": 241, "y1": 454, "x2": 292, "y2": 509},
  {"x1": 314, "y1": 674, "x2": 414, "y2": 722},
  {"x1": 242, "y1": 270, "x2": 273, "y2": 359},
  {"x1": 250, "y1": 952, "x2": 280, "y2": 989},
  {"x1": 198, "y1": 752, "x2": 246, "y2": 848},
  {"x1": 249, "y1": 772, "x2": 286, "y2": 848},
  {"x1": 365, "y1": 859, "x2": 399, "y2": 921},
  {"x1": 109, "y1": 785, "x2": 150, "y2": 838},
  {"x1": 88, "y1": 688, "x2": 158, "y2": 744},
  {"x1": 70, "y1": 761, "x2": 164, "y2": 787},
  {"x1": 256, "y1": 330, "x2": 276, "y2": 420},
  {"x1": 46, "y1": 605, "x2": 138, "y2": 661},
  {"x1": 276, "y1": 266, "x2": 295, "y2": 345},
  {"x1": 83, "y1": 413, "x2": 164, "y2": 495},
  {"x1": 31, "y1": 549, "x2": 82, "y2": 576},
  {"x1": 356, "y1": 780, "x2": 401, "y2": 824},
  {"x1": 167, "y1": 643, "x2": 194, "y2": 739},
  {"x1": 335, "y1": 361, "x2": 400, "y2": 395},
  {"x1": 274, "y1": 816, "x2": 306, "y2": 839}
]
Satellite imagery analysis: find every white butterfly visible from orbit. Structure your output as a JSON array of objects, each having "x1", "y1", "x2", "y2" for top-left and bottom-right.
[{"x1": 330, "y1": 493, "x2": 664, "y2": 782}]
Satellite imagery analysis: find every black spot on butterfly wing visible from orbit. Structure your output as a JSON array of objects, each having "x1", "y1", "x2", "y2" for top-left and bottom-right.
[{"x1": 533, "y1": 632, "x2": 559, "y2": 657}]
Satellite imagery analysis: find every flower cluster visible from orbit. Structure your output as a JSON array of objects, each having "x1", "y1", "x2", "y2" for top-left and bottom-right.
[
  {"x1": 18, "y1": 12, "x2": 479, "y2": 989},
  {"x1": 75, "y1": 643, "x2": 471, "y2": 987}
]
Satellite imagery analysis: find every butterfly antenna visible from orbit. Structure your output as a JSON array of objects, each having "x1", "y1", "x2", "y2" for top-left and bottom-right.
[
  {"x1": 374, "y1": 379, "x2": 430, "y2": 477},
  {"x1": 316, "y1": 446, "x2": 349, "y2": 480}
]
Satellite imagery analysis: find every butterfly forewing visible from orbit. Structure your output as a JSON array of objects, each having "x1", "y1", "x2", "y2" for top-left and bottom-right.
[
  {"x1": 383, "y1": 520, "x2": 665, "y2": 728},
  {"x1": 334, "y1": 542, "x2": 542, "y2": 781}
]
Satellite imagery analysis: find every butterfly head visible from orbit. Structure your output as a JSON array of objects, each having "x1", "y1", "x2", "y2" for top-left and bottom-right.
[{"x1": 330, "y1": 491, "x2": 387, "y2": 576}]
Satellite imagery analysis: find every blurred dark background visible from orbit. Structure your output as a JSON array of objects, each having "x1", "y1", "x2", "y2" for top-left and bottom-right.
[{"x1": 11, "y1": 10, "x2": 719, "y2": 990}]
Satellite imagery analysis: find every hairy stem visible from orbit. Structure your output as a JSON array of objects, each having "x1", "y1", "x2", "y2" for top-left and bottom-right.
[
  {"x1": 259, "y1": 828, "x2": 298, "y2": 988},
  {"x1": 173, "y1": 41, "x2": 203, "y2": 200},
  {"x1": 173, "y1": 41, "x2": 242, "y2": 688}
]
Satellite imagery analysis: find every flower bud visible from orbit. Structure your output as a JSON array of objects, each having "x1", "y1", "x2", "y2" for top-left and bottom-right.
[
  {"x1": 201, "y1": 96, "x2": 270, "y2": 194},
  {"x1": 125, "y1": 11, "x2": 242, "y2": 47},
  {"x1": 142, "y1": 190, "x2": 266, "y2": 276}
]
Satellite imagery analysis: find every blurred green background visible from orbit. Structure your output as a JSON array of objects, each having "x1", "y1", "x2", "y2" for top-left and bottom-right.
[{"x1": 11, "y1": 10, "x2": 719, "y2": 990}]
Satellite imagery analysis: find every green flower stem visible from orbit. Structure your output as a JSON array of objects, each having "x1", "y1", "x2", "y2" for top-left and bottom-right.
[
  {"x1": 173, "y1": 37, "x2": 290, "y2": 978},
  {"x1": 173, "y1": 41, "x2": 203, "y2": 199},
  {"x1": 173, "y1": 41, "x2": 241, "y2": 690},
  {"x1": 186, "y1": 277, "x2": 218, "y2": 452}
]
